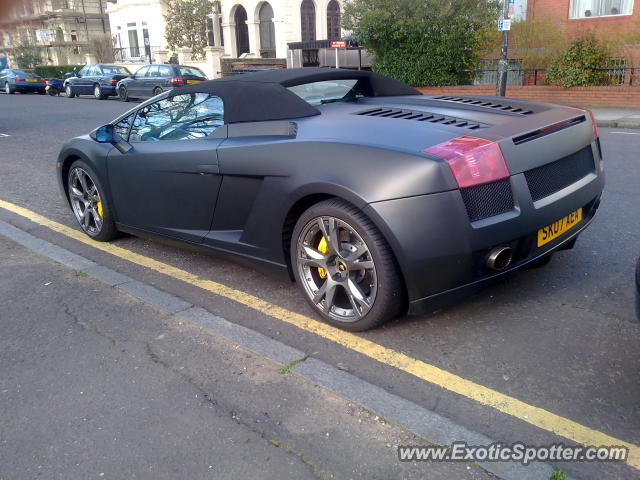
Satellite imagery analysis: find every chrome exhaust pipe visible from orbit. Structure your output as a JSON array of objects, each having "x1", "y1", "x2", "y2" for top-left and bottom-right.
[{"x1": 486, "y1": 246, "x2": 514, "y2": 271}]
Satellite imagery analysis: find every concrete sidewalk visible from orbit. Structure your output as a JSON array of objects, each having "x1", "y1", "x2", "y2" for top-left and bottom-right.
[{"x1": 590, "y1": 107, "x2": 640, "y2": 129}]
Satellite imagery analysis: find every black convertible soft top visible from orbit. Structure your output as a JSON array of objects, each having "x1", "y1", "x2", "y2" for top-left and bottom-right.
[{"x1": 168, "y1": 68, "x2": 421, "y2": 124}]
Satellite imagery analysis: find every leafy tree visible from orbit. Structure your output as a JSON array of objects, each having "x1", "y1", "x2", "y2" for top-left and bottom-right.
[
  {"x1": 164, "y1": 0, "x2": 213, "y2": 60},
  {"x1": 342, "y1": 0, "x2": 501, "y2": 86},
  {"x1": 14, "y1": 42, "x2": 41, "y2": 69},
  {"x1": 546, "y1": 35, "x2": 612, "y2": 87}
]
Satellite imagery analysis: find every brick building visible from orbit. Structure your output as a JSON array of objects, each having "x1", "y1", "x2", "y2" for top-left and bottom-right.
[{"x1": 527, "y1": 0, "x2": 639, "y2": 63}]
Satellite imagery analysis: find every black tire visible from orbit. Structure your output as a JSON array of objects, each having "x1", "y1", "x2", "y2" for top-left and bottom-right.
[
  {"x1": 67, "y1": 160, "x2": 119, "y2": 242},
  {"x1": 152, "y1": 87, "x2": 163, "y2": 97},
  {"x1": 65, "y1": 85, "x2": 76, "y2": 98},
  {"x1": 93, "y1": 84, "x2": 107, "y2": 100},
  {"x1": 118, "y1": 85, "x2": 130, "y2": 102},
  {"x1": 5, "y1": 82, "x2": 14, "y2": 94},
  {"x1": 47, "y1": 88, "x2": 58, "y2": 96},
  {"x1": 291, "y1": 198, "x2": 405, "y2": 331}
]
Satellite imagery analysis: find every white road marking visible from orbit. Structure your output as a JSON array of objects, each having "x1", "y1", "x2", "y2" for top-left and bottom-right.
[
  {"x1": 0, "y1": 133, "x2": 10, "y2": 137},
  {"x1": 609, "y1": 131, "x2": 640, "y2": 135}
]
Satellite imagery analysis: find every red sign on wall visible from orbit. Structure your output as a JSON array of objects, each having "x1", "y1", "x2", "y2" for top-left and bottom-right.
[{"x1": 330, "y1": 40, "x2": 347, "y2": 49}]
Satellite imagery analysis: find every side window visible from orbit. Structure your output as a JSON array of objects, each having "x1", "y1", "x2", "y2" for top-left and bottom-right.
[
  {"x1": 78, "y1": 66, "x2": 90, "y2": 76},
  {"x1": 129, "y1": 93, "x2": 224, "y2": 142},
  {"x1": 147, "y1": 66, "x2": 159, "y2": 77},
  {"x1": 113, "y1": 113, "x2": 134, "y2": 140},
  {"x1": 158, "y1": 65, "x2": 173, "y2": 77},
  {"x1": 135, "y1": 66, "x2": 149, "y2": 77}
]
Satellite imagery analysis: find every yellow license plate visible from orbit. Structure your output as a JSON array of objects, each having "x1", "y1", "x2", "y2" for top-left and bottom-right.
[
  {"x1": 27, "y1": 78, "x2": 38, "y2": 82},
  {"x1": 186, "y1": 80, "x2": 200, "y2": 84},
  {"x1": 537, "y1": 208, "x2": 582, "y2": 247}
]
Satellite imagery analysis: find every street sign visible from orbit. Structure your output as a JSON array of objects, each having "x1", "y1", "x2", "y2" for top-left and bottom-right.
[
  {"x1": 498, "y1": 18, "x2": 511, "y2": 31},
  {"x1": 330, "y1": 40, "x2": 347, "y2": 49},
  {"x1": 35, "y1": 29, "x2": 51, "y2": 42}
]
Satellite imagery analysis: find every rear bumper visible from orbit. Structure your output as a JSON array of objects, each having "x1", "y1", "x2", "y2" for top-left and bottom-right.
[
  {"x1": 364, "y1": 142, "x2": 605, "y2": 314},
  {"x1": 13, "y1": 83, "x2": 45, "y2": 92},
  {"x1": 101, "y1": 85, "x2": 118, "y2": 96}
]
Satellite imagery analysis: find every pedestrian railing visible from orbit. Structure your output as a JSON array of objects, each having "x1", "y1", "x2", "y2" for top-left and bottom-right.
[{"x1": 468, "y1": 67, "x2": 639, "y2": 87}]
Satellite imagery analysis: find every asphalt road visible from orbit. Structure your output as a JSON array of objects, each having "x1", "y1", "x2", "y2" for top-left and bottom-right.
[{"x1": 1, "y1": 93, "x2": 639, "y2": 480}]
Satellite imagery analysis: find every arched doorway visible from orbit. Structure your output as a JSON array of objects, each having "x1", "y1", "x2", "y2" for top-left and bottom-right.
[
  {"x1": 300, "y1": 0, "x2": 317, "y2": 66},
  {"x1": 234, "y1": 5, "x2": 249, "y2": 56},
  {"x1": 259, "y1": 2, "x2": 275, "y2": 58},
  {"x1": 327, "y1": 0, "x2": 340, "y2": 40}
]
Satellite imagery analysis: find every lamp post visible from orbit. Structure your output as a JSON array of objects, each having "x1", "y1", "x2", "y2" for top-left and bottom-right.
[{"x1": 496, "y1": 0, "x2": 512, "y2": 97}]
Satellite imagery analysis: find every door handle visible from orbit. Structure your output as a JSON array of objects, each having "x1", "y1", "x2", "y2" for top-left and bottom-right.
[{"x1": 196, "y1": 164, "x2": 218, "y2": 175}]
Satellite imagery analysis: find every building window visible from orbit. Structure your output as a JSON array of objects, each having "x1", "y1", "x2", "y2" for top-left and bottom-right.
[
  {"x1": 569, "y1": 0, "x2": 634, "y2": 18},
  {"x1": 259, "y1": 2, "x2": 276, "y2": 58},
  {"x1": 207, "y1": 16, "x2": 216, "y2": 47},
  {"x1": 327, "y1": 0, "x2": 340, "y2": 41},
  {"x1": 234, "y1": 6, "x2": 250, "y2": 55},
  {"x1": 300, "y1": 0, "x2": 316, "y2": 42}
]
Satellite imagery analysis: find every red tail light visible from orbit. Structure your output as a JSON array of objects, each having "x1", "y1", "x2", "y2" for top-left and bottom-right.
[
  {"x1": 40, "y1": 78, "x2": 46, "y2": 83},
  {"x1": 422, "y1": 136, "x2": 510, "y2": 189},
  {"x1": 109, "y1": 79, "x2": 118, "y2": 86},
  {"x1": 15, "y1": 77, "x2": 23, "y2": 82},
  {"x1": 169, "y1": 76, "x2": 185, "y2": 86}
]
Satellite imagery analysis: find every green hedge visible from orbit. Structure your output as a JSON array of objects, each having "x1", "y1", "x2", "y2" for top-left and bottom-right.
[{"x1": 32, "y1": 65, "x2": 83, "y2": 79}]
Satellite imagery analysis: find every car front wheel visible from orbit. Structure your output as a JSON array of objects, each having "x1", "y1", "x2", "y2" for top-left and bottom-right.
[
  {"x1": 118, "y1": 85, "x2": 129, "y2": 102},
  {"x1": 291, "y1": 199, "x2": 405, "y2": 331},
  {"x1": 67, "y1": 161, "x2": 118, "y2": 241},
  {"x1": 65, "y1": 85, "x2": 76, "y2": 98}
]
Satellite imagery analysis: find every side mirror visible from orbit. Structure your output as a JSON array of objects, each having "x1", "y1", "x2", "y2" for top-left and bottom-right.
[
  {"x1": 64, "y1": 72, "x2": 73, "y2": 78},
  {"x1": 90, "y1": 125, "x2": 132, "y2": 154}
]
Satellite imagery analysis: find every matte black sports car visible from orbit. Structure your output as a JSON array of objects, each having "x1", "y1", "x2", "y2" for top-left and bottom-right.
[{"x1": 56, "y1": 68, "x2": 605, "y2": 331}]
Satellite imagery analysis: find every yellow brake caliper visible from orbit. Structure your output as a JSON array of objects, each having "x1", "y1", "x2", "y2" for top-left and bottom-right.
[
  {"x1": 96, "y1": 201, "x2": 103, "y2": 219},
  {"x1": 317, "y1": 236, "x2": 328, "y2": 279}
]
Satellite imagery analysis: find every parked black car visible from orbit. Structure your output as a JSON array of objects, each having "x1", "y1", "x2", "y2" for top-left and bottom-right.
[
  {"x1": 65, "y1": 64, "x2": 131, "y2": 100},
  {"x1": 116, "y1": 64, "x2": 207, "y2": 101},
  {"x1": 55, "y1": 68, "x2": 605, "y2": 331}
]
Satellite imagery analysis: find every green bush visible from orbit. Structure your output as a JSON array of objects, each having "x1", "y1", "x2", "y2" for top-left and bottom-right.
[
  {"x1": 33, "y1": 65, "x2": 83, "y2": 79},
  {"x1": 342, "y1": 0, "x2": 501, "y2": 86},
  {"x1": 546, "y1": 35, "x2": 612, "y2": 88}
]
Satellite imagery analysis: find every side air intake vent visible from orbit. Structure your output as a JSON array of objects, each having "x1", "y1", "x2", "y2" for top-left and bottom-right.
[
  {"x1": 433, "y1": 96, "x2": 535, "y2": 115},
  {"x1": 355, "y1": 108, "x2": 490, "y2": 130}
]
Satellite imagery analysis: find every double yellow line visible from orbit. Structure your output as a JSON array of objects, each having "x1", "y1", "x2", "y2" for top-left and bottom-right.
[{"x1": 1, "y1": 198, "x2": 638, "y2": 470}]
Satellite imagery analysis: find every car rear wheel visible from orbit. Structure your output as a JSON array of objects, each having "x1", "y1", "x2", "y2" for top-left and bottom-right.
[
  {"x1": 153, "y1": 87, "x2": 163, "y2": 97},
  {"x1": 67, "y1": 161, "x2": 118, "y2": 241},
  {"x1": 118, "y1": 85, "x2": 129, "y2": 102},
  {"x1": 291, "y1": 199, "x2": 405, "y2": 331},
  {"x1": 65, "y1": 85, "x2": 76, "y2": 98},
  {"x1": 5, "y1": 82, "x2": 14, "y2": 94},
  {"x1": 94, "y1": 84, "x2": 106, "y2": 100}
]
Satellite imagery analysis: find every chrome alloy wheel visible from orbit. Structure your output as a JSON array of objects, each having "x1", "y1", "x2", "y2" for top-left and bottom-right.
[
  {"x1": 69, "y1": 167, "x2": 103, "y2": 236},
  {"x1": 296, "y1": 216, "x2": 377, "y2": 323}
]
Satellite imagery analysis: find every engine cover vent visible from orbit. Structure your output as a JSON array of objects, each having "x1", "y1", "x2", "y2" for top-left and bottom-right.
[
  {"x1": 355, "y1": 108, "x2": 490, "y2": 130},
  {"x1": 433, "y1": 96, "x2": 535, "y2": 115}
]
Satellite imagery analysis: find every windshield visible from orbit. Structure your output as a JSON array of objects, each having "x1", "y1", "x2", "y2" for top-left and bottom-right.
[
  {"x1": 287, "y1": 79, "x2": 363, "y2": 106},
  {"x1": 102, "y1": 66, "x2": 131, "y2": 75}
]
